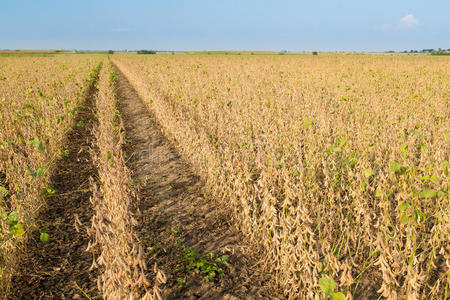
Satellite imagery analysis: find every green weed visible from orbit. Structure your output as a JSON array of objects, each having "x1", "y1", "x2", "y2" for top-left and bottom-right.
[{"x1": 175, "y1": 247, "x2": 229, "y2": 282}]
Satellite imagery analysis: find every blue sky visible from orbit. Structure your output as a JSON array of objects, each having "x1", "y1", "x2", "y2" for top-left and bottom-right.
[{"x1": 1, "y1": 0, "x2": 448, "y2": 51}]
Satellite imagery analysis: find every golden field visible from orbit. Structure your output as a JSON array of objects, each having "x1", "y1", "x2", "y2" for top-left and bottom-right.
[
  {"x1": 113, "y1": 54, "x2": 449, "y2": 299},
  {"x1": 0, "y1": 53, "x2": 448, "y2": 299}
]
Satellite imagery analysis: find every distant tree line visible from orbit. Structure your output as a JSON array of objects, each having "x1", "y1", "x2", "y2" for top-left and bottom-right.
[
  {"x1": 386, "y1": 48, "x2": 450, "y2": 55},
  {"x1": 137, "y1": 50, "x2": 157, "y2": 54},
  {"x1": 430, "y1": 48, "x2": 450, "y2": 56}
]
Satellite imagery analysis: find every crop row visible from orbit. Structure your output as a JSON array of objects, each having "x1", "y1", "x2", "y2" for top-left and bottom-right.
[
  {"x1": 88, "y1": 60, "x2": 165, "y2": 299},
  {"x1": 0, "y1": 55, "x2": 102, "y2": 296}
]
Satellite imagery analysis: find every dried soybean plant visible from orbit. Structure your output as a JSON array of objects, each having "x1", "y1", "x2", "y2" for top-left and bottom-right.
[
  {"x1": 88, "y1": 60, "x2": 165, "y2": 300},
  {"x1": 0, "y1": 55, "x2": 102, "y2": 297},
  {"x1": 113, "y1": 54, "x2": 449, "y2": 299}
]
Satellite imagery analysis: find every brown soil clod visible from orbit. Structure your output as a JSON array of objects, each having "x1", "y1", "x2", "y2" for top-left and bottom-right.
[
  {"x1": 9, "y1": 79, "x2": 101, "y2": 299},
  {"x1": 114, "y1": 65, "x2": 281, "y2": 300}
]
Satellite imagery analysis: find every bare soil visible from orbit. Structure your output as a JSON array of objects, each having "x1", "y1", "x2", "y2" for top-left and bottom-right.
[
  {"x1": 9, "y1": 81, "x2": 100, "y2": 299},
  {"x1": 115, "y1": 65, "x2": 282, "y2": 300}
]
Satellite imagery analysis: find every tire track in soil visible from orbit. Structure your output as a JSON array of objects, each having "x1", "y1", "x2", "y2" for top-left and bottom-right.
[
  {"x1": 9, "y1": 78, "x2": 101, "y2": 299},
  {"x1": 115, "y1": 65, "x2": 282, "y2": 300}
]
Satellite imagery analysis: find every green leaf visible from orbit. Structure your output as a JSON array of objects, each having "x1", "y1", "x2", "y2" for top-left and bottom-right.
[
  {"x1": 437, "y1": 190, "x2": 446, "y2": 198},
  {"x1": 303, "y1": 118, "x2": 313, "y2": 128},
  {"x1": 319, "y1": 277, "x2": 336, "y2": 296},
  {"x1": 28, "y1": 138, "x2": 44, "y2": 152},
  {"x1": 39, "y1": 226, "x2": 47, "y2": 234},
  {"x1": 0, "y1": 186, "x2": 7, "y2": 199},
  {"x1": 42, "y1": 187, "x2": 55, "y2": 195},
  {"x1": 369, "y1": 250, "x2": 380, "y2": 258},
  {"x1": 325, "y1": 146, "x2": 341, "y2": 155},
  {"x1": 333, "y1": 292, "x2": 346, "y2": 300},
  {"x1": 37, "y1": 141, "x2": 44, "y2": 153},
  {"x1": 363, "y1": 169, "x2": 375, "y2": 178},
  {"x1": 217, "y1": 255, "x2": 229, "y2": 266},
  {"x1": 444, "y1": 132, "x2": 449, "y2": 141},
  {"x1": 36, "y1": 168, "x2": 46, "y2": 177},
  {"x1": 390, "y1": 161, "x2": 402, "y2": 173},
  {"x1": 362, "y1": 182, "x2": 368, "y2": 191},
  {"x1": 177, "y1": 277, "x2": 185, "y2": 284},
  {"x1": 26, "y1": 166, "x2": 37, "y2": 178},
  {"x1": 430, "y1": 175, "x2": 439, "y2": 185},
  {"x1": 419, "y1": 144, "x2": 427, "y2": 153},
  {"x1": 7, "y1": 212, "x2": 19, "y2": 226},
  {"x1": 28, "y1": 138, "x2": 38, "y2": 147},
  {"x1": 442, "y1": 160, "x2": 449, "y2": 176},
  {"x1": 398, "y1": 203, "x2": 409, "y2": 211},
  {"x1": 414, "y1": 209, "x2": 425, "y2": 223},
  {"x1": 400, "y1": 143, "x2": 408, "y2": 154},
  {"x1": 40, "y1": 232, "x2": 50, "y2": 243},
  {"x1": 9, "y1": 223, "x2": 24, "y2": 237},
  {"x1": 375, "y1": 189, "x2": 383, "y2": 197},
  {"x1": 337, "y1": 136, "x2": 347, "y2": 148},
  {"x1": 333, "y1": 147, "x2": 342, "y2": 153},
  {"x1": 400, "y1": 213, "x2": 410, "y2": 225},
  {"x1": 420, "y1": 175, "x2": 430, "y2": 181},
  {"x1": 419, "y1": 189, "x2": 437, "y2": 198}
]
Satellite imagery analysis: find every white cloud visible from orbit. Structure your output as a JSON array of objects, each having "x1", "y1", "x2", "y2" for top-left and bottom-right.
[
  {"x1": 377, "y1": 14, "x2": 420, "y2": 32},
  {"x1": 399, "y1": 14, "x2": 419, "y2": 28}
]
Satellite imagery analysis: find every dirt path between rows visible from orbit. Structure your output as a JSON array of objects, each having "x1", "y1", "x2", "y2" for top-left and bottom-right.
[
  {"x1": 9, "y1": 80, "x2": 100, "y2": 299},
  {"x1": 115, "y1": 65, "x2": 281, "y2": 300}
]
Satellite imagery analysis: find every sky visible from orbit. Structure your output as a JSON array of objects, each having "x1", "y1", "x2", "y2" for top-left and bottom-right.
[{"x1": 0, "y1": 0, "x2": 449, "y2": 52}]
